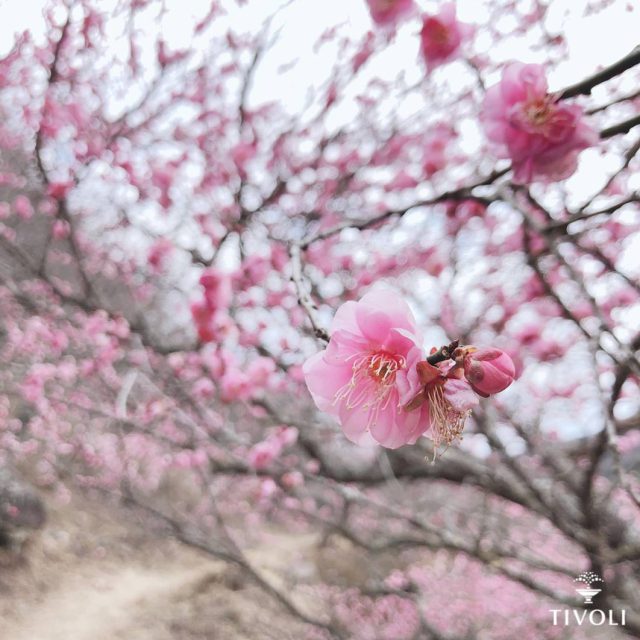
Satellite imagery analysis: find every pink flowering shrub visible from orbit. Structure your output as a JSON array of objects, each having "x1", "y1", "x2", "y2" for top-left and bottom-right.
[{"x1": 482, "y1": 63, "x2": 598, "y2": 183}]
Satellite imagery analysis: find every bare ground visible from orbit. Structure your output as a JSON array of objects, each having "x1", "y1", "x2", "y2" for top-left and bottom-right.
[{"x1": 0, "y1": 493, "x2": 314, "y2": 640}]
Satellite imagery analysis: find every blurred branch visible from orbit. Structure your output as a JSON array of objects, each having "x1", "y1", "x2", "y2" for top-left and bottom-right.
[
  {"x1": 289, "y1": 243, "x2": 330, "y2": 342},
  {"x1": 600, "y1": 113, "x2": 640, "y2": 139},
  {"x1": 299, "y1": 168, "x2": 509, "y2": 249},
  {"x1": 557, "y1": 44, "x2": 640, "y2": 99}
]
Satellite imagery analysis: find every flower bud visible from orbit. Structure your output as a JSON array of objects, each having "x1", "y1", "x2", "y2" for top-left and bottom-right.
[{"x1": 463, "y1": 348, "x2": 515, "y2": 397}]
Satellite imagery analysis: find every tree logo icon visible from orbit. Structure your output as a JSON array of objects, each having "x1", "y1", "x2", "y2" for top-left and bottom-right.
[{"x1": 574, "y1": 571, "x2": 603, "y2": 604}]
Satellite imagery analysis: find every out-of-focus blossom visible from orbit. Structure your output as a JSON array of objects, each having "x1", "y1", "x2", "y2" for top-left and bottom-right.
[
  {"x1": 247, "y1": 424, "x2": 299, "y2": 470},
  {"x1": 482, "y1": 63, "x2": 597, "y2": 183},
  {"x1": 366, "y1": 0, "x2": 414, "y2": 27},
  {"x1": 303, "y1": 289, "x2": 426, "y2": 449},
  {"x1": 248, "y1": 439, "x2": 282, "y2": 469},
  {"x1": 191, "y1": 268, "x2": 234, "y2": 343},
  {"x1": 46, "y1": 181, "x2": 74, "y2": 200},
  {"x1": 52, "y1": 219, "x2": 70, "y2": 239},
  {"x1": 422, "y1": 123, "x2": 457, "y2": 177},
  {"x1": 147, "y1": 238, "x2": 174, "y2": 273},
  {"x1": 420, "y1": 3, "x2": 471, "y2": 71},
  {"x1": 220, "y1": 369, "x2": 251, "y2": 402},
  {"x1": 281, "y1": 470, "x2": 304, "y2": 489},
  {"x1": 14, "y1": 195, "x2": 33, "y2": 220},
  {"x1": 199, "y1": 269, "x2": 232, "y2": 310}
]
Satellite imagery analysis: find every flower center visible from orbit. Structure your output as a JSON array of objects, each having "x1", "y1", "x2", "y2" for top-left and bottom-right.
[
  {"x1": 524, "y1": 97, "x2": 552, "y2": 128},
  {"x1": 366, "y1": 351, "x2": 403, "y2": 383},
  {"x1": 334, "y1": 350, "x2": 406, "y2": 425},
  {"x1": 430, "y1": 21, "x2": 449, "y2": 45}
]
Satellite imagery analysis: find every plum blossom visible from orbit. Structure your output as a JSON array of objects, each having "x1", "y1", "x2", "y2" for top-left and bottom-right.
[
  {"x1": 52, "y1": 219, "x2": 70, "y2": 239},
  {"x1": 46, "y1": 181, "x2": 74, "y2": 200},
  {"x1": 147, "y1": 238, "x2": 174, "y2": 273},
  {"x1": 304, "y1": 291, "x2": 518, "y2": 451},
  {"x1": 481, "y1": 63, "x2": 598, "y2": 183},
  {"x1": 401, "y1": 359, "x2": 479, "y2": 451},
  {"x1": 248, "y1": 439, "x2": 282, "y2": 470},
  {"x1": 366, "y1": 0, "x2": 414, "y2": 28},
  {"x1": 422, "y1": 123, "x2": 457, "y2": 177},
  {"x1": 420, "y1": 3, "x2": 472, "y2": 71},
  {"x1": 247, "y1": 427, "x2": 298, "y2": 470},
  {"x1": 191, "y1": 268, "x2": 233, "y2": 343},
  {"x1": 303, "y1": 289, "x2": 427, "y2": 448},
  {"x1": 14, "y1": 195, "x2": 33, "y2": 220}
]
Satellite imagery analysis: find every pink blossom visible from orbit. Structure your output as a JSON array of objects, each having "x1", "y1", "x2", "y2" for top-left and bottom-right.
[
  {"x1": 420, "y1": 4, "x2": 471, "y2": 71},
  {"x1": 258, "y1": 478, "x2": 278, "y2": 499},
  {"x1": 199, "y1": 269, "x2": 232, "y2": 310},
  {"x1": 481, "y1": 63, "x2": 598, "y2": 183},
  {"x1": 281, "y1": 470, "x2": 304, "y2": 489},
  {"x1": 147, "y1": 238, "x2": 173, "y2": 272},
  {"x1": 52, "y1": 219, "x2": 70, "y2": 239},
  {"x1": 14, "y1": 195, "x2": 33, "y2": 220},
  {"x1": 366, "y1": 0, "x2": 414, "y2": 28},
  {"x1": 422, "y1": 123, "x2": 456, "y2": 177},
  {"x1": 273, "y1": 426, "x2": 298, "y2": 448},
  {"x1": 193, "y1": 377, "x2": 215, "y2": 399},
  {"x1": 400, "y1": 359, "x2": 479, "y2": 451},
  {"x1": 462, "y1": 347, "x2": 516, "y2": 397},
  {"x1": 303, "y1": 289, "x2": 427, "y2": 449},
  {"x1": 385, "y1": 170, "x2": 418, "y2": 191},
  {"x1": 248, "y1": 439, "x2": 282, "y2": 469},
  {"x1": 231, "y1": 141, "x2": 257, "y2": 175},
  {"x1": 192, "y1": 269, "x2": 234, "y2": 342},
  {"x1": 220, "y1": 369, "x2": 251, "y2": 402},
  {"x1": 46, "y1": 181, "x2": 73, "y2": 200}
]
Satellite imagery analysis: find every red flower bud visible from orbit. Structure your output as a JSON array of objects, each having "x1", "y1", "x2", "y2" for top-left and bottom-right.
[{"x1": 463, "y1": 348, "x2": 515, "y2": 397}]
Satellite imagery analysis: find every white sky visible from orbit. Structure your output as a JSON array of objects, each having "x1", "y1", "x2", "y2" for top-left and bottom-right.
[{"x1": 1, "y1": 0, "x2": 639, "y2": 71}]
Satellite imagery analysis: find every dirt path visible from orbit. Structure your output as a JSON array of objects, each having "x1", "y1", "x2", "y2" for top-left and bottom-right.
[
  {"x1": 4, "y1": 564, "x2": 219, "y2": 640},
  {"x1": 0, "y1": 494, "x2": 308, "y2": 640}
]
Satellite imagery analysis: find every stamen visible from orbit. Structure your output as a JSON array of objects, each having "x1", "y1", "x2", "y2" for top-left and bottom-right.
[
  {"x1": 333, "y1": 350, "x2": 405, "y2": 429},
  {"x1": 427, "y1": 384, "x2": 469, "y2": 451}
]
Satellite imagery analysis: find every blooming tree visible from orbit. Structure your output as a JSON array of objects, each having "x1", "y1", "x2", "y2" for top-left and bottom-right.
[{"x1": 0, "y1": 0, "x2": 639, "y2": 637}]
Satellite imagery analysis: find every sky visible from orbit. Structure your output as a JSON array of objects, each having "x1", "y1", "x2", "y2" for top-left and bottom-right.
[{"x1": 1, "y1": 0, "x2": 639, "y2": 71}]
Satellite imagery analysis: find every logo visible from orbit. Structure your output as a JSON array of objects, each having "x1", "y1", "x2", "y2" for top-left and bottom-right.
[
  {"x1": 574, "y1": 571, "x2": 603, "y2": 604},
  {"x1": 549, "y1": 573, "x2": 626, "y2": 628}
]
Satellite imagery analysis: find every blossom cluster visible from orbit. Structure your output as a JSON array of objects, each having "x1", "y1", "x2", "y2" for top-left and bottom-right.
[
  {"x1": 303, "y1": 290, "x2": 515, "y2": 450},
  {"x1": 366, "y1": 1, "x2": 472, "y2": 71},
  {"x1": 366, "y1": 0, "x2": 596, "y2": 183},
  {"x1": 190, "y1": 268, "x2": 233, "y2": 343}
]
